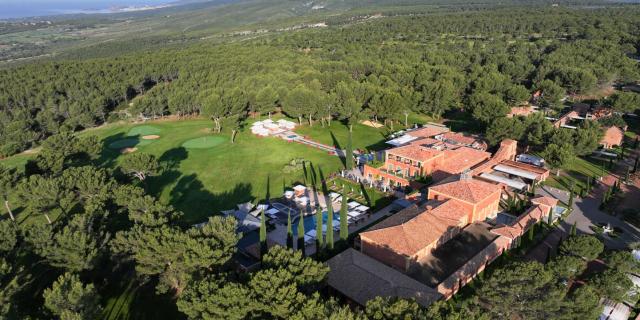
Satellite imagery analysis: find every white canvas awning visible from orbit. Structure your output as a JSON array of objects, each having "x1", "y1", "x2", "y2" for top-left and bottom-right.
[
  {"x1": 494, "y1": 164, "x2": 540, "y2": 180},
  {"x1": 237, "y1": 202, "x2": 254, "y2": 212},
  {"x1": 386, "y1": 134, "x2": 418, "y2": 147},
  {"x1": 480, "y1": 173, "x2": 527, "y2": 190},
  {"x1": 348, "y1": 211, "x2": 365, "y2": 218}
]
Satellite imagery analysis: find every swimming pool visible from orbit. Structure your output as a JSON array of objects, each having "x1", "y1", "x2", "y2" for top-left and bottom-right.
[{"x1": 293, "y1": 211, "x2": 341, "y2": 236}]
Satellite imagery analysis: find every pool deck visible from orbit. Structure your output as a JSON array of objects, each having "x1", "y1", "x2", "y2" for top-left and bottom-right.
[{"x1": 267, "y1": 190, "x2": 398, "y2": 256}]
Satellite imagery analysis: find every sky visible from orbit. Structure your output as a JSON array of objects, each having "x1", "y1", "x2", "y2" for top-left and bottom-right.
[{"x1": 0, "y1": 0, "x2": 174, "y2": 19}]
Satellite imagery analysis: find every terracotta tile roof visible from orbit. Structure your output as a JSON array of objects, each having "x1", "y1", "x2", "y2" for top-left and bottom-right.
[
  {"x1": 491, "y1": 205, "x2": 546, "y2": 239},
  {"x1": 470, "y1": 139, "x2": 518, "y2": 176},
  {"x1": 531, "y1": 195, "x2": 558, "y2": 208},
  {"x1": 429, "y1": 199, "x2": 469, "y2": 222},
  {"x1": 438, "y1": 132, "x2": 488, "y2": 150},
  {"x1": 360, "y1": 201, "x2": 465, "y2": 257},
  {"x1": 428, "y1": 178, "x2": 502, "y2": 204},
  {"x1": 438, "y1": 147, "x2": 491, "y2": 174},
  {"x1": 408, "y1": 126, "x2": 450, "y2": 139},
  {"x1": 500, "y1": 159, "x2": 549, "y2": 175},
  {"x1": 600, "y1": 126, "x2": 624, "y2": 147},
  {"x1": 326, "y1": 248, "x2": 442, "y2": 307},
  {"x1": 389, "y1": 144, "x2": 443, "y2": 162}
]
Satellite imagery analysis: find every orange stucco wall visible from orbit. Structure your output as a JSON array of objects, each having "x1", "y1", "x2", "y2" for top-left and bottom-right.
[{"x1": 360, "y1": 236, "x2": 409, "y2": 271}]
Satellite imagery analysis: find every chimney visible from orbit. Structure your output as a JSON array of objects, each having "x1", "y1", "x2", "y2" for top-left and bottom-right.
[{"x1": 460, "y1": 169, "x2": 472, "y2": 181}]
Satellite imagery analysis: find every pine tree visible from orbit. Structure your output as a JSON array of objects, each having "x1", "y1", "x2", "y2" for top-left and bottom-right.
[
  {"x1": 260, "y1": 210, "x2": 267, "y2": 257},
  {"x1": 297, "y1": 217, "x2": 305, "y2": 257},
  {"x1": 570, "y1": 222, "x2": 577, "y2": 236},
  {"x1": 339, "y1": 193, "x2": 348, "y2": 241},
  {"x1": 315, "y1": 206, "x2": 323, "y2": 252},
  {"x1": 286, "y1": 210, "x2": 293, "y2": 249}
]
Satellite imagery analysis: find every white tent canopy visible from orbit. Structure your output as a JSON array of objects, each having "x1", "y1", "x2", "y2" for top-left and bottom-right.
[
  {"x1": 480, "y1": 173, "x2": 527, "y2": 190},
  {"x1": 494, "y1": 164, "x2": 539, "y2": 180}
]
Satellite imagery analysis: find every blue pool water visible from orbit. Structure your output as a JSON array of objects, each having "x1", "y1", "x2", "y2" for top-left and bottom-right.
[{"x1": 293, "y1": 211, "x2": 340, "y2": 236}]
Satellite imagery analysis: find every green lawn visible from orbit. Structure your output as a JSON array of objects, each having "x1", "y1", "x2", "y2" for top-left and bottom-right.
[
  {"x1": 542, "y1": 156, "x2": 613, "y2": 192},
  {"x1": 2, "y1": 117, "x2": 346, "y2": 224},
  {"x1": 0, "y1": 152, "x2": 34, "y2": 171},
  {"x1": 294, "y1": 122, "x2": 391, "y2": 152},
  {"x1": 326, "y1": 177, "x2": 394, "y2": 211},
  {"x1": 294, "y1": 114, "x2": 436, "y2": 153}
]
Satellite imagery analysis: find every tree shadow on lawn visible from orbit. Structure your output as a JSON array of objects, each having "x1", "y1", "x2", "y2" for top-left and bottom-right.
[
  {"x1": 146, "y1": 147, "x2": 189, "y2": 196},
  {"x1": 169, "y1": 173, "x2": 254, "y2": 225},
  {"x1": 97, "y1": 132, "x2": 141, "y2": 169},
  {"x1": 329, "y1": 131, "x2": 346, "y2": 168},
  {"x1": 442, "y1": 110, "x2": 482, "y2": 133}
]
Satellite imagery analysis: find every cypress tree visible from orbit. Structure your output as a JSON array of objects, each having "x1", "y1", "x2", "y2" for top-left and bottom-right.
[
  {"x1": 528, "y1": 224, "x2": 535, "y2": 241},
  {"x1": 286, "y1": 210, "x2": 293, "y2": 249},
  {"x1": 260, "y1": 210, "x2": 267, "y2": 257},
  {"x1": 586, "y1": 176, "x2": 591, "y2": 193},
  {"x1": 625, "y1": 166, "x2": 631, "y2": 184},
  {"x1": 339, "y1": 193, "x2": 348, "y2": 241},
  {"x1": 633, "y1": 156, "x2": 639, "y2": 173},
  {"x1": 609, "y1": 157, "x2": 613, "y2": 169},
  {"x1": 570, "y1": 222, "x2": 577, "y2": 236},
  {"x1": 346, "y1": 130, "x2": 353, "y2": 170},
  {"x1": 545, "y1": 246, "x2": 552, "y2": 263},
  {"x1": 568, "y1": 187, "x2": 574, "y2": 208},
  {"x1": 297, "y1": 217, "x2": 305, "y2": 257},
  {"x1": 530, "y1": 181, "x2": 537, "y2": 196},
  {"x1": 547, "y1": 210, "x2": 554, "y2": 225},
  {"x1": 327, "y1": 203, "x2": 334, "y2": 250},
  {"x1": 315, "y1": 206, "x2": 324, "y2": 251}
]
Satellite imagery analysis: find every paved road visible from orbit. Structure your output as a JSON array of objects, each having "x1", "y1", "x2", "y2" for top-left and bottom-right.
[{"x1": 540, "y1": 184, "x2": 640, "y2": 250}]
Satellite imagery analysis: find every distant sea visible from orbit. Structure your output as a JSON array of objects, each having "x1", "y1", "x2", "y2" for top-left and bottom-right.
[{"x1": 0, "y1": 0, "x2": 174, "y2": 19}]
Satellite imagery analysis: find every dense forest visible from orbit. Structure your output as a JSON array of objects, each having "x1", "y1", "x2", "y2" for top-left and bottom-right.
[
  {"x1": 1, "y1": 5, "x2": 639, "y2": 156},
  {"x1": 2, "y1": 2, "x2": 640, "y2": 319}
]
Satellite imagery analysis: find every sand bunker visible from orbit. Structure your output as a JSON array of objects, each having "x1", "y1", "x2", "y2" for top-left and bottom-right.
[
  {"x1": 120, "y1": 147, "x2": 138, "y2": 154},
  {"x1": 361, "y1": 120, "x2": 384, "y2": 128},
  {"x1": 142, "y1": 135, "x2": 160, "y2": 140}
]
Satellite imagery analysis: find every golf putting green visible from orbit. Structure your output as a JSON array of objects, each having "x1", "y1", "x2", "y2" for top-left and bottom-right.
[
  {"x1": 108, "y1": 138, "x2": 154, "y2": 149},
  {"x1": 127, "y1": 125, "x2": 162, "y2": 137},
  {"x1": 181, "y1": 136, "x2": 226, "y2": 149}
]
